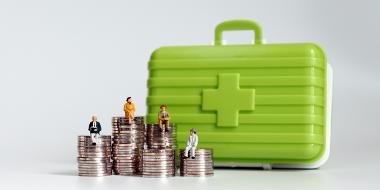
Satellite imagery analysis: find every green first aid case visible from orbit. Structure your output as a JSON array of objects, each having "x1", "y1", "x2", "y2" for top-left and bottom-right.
[{"x1": 146, "y1": 20, "x2": 332, "y2": 169}]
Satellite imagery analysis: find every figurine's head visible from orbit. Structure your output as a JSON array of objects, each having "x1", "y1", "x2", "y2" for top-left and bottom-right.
[
  {"x1": 92, "y1": 115, "x2": 97, "y2": 122},
  {"x1": 126, "y1": 97, "x2": 132, "y2": 103},
  {"x1": 190, "y1": 128, "x2": 197, "y2": 135},
  {"x1": 160, "y1": 104, "x2": 167, "y2": 111}
]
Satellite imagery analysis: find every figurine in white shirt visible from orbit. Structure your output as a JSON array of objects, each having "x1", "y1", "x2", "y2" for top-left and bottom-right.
[{"x1": 184, "y1": 128, "x2": 198, "y2": 159}]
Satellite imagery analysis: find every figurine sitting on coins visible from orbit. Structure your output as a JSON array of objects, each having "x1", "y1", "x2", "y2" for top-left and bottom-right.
[
  {"x1": 88, "y1": 115, "x2": 102, "y2": 145},
  {"x1": 124, "y1": 97, "x2": 136, "y2": 124},
  {"x1": 158, "y1": 104, "x2": 170, "y2": 132},
  {"x1": 184, "y1": 128, "x2": 198, "y2": 159}
]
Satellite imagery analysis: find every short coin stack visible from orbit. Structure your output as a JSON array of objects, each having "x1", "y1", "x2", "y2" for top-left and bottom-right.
[
  {"x1": 77, "y1": 135, "x2": 112, "y2": 176},
  {"x1": 146, "y1": 124, "x2": 176, "y2": 149},
  {"x1": 142, "y1": 149, "x2": 176, "y2": 177},
  {"x1": 180, "y1": 149, "x2": 214, "y2": 177},
  {"x1": 111, "y1": 117, "x2": 144, "y2": 176}
]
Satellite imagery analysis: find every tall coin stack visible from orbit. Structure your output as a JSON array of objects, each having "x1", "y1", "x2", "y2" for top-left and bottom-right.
[
  {"x1": 111, "y1": 117, "x2": 145, "y2": 176},
  {"x1": 142, "y1": 124, "x2": 176, "y2": 177},
  {"x1": 77, "y1": 135, "x2": 112, "y2": 177},
  {"x1": 111, "y1": 116, "x2": 122, "y2": 132},
  {"x1": 180, "y1": 149, "x2": 214, "y2": 177},
  {"x1": 142, "y1": 149, "x2": 176, "y2": 177},
  {"x1": 146, "y1": 124, "x2": 176, "y2": 149}
]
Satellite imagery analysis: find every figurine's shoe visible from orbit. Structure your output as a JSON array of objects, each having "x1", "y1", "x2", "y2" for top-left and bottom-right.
[
  {"x1": 92, "y1": 143, "x2": 96, "y2": 145},
  {"x1": 191, "y1": 157, "x2": 195, "y2": 159}
]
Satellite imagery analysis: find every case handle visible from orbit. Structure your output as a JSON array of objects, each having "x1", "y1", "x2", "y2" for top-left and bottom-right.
[{"x1": 214, "y1": 20, "x2": 263, "y2": 45}]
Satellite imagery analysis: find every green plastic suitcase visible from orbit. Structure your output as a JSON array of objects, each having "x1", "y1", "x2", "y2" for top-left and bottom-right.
[{"x1": 146, "y1": 20, "x2": 332, "y2": 169}]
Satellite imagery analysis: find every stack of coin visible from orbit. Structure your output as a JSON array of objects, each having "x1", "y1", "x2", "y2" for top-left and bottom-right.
[
  {"x1": 142, "y1": 149, "x2": 176, "y2": 177},
  {"x1": 77, "y1": 135, "x2": 112, "y2": 177},
  {"x1": 179, "y1": 149, "x2": 214, "y2": 177},
  {"x1": 112, "y1": 116, "x2": 145, "y2": 175},
  {"x1": 146, "y1": 124, "x2": 176, "y2": 149},
  {"x1": 111, "y1": 116, "x2": 122, "y2": 131}
]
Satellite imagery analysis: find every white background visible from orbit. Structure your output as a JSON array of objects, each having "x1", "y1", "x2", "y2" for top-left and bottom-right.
[{"x1": 0, "y1": 0, "x2": 379, "y2": 189}]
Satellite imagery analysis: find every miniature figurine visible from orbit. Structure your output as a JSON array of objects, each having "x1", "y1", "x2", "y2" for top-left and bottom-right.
[
  {"x1": 124, "y1": 97, "x2": 136, "y2": 124},
  {"x1": 158, "y1": 104, "x2": 170, "y2": 131},
  {"x1": 88, "y1": 115, "x2": 102, "y2": 145},
  {"x1": 184, "y1": 128, "x2": 198, "y2": 159}
]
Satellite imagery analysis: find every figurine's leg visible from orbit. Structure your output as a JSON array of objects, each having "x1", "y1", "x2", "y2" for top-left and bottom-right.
[
  {"x1": 166, "y1": 120, "x2": 170, "y2": 131},
  {"x1": 191, "y1": 146, "x2": 196, "y2": 158},
  {"x1": 129, "y1": 112, "x2": 134, "y2": 124},
  {"x1": 90, "y1": 133, "x2": 96, "y2": 144},
  {"x1": 125, "y1": 112, "x2": 129, "y2": 124},
  {"x1": 184, "y1": 146, "x2": 191, "y2": 158},
  {"x1": 159, "y1": 120, "x2": 163, "y2": 130},
  {"x1": 95, "y1": 133, "x2": 100, "y2": 144},
  {"x1": 164, "y1": 120, "x2": 169, "y2": 131}
]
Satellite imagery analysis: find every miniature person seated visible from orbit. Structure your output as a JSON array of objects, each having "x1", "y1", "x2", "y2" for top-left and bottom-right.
[
  {"x1": 158, "y1": 104, "x2": 170, "y2": 131},
  {"x1": 124, "y1": 97, "x2": 136, "y2": 124},
  {"x1": 184, "y1": 128, "x2": 198, "y2": 159},
  {"x1": 88, "y1": 115, "x2": 102, "y2": 145}
]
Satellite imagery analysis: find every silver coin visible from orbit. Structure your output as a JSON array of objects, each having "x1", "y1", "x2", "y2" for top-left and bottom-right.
[
  {"x1": 143, "y1": 149, "x2": 175, "y2": 153},
  {"x1": 142, "y1": 169, "x2": 175, "y2": 173},
  {"x1": 78, "y1": 170, "x2": 112, "y2": 173},
  {"x1": 78, "y1": 137, "x2": 111, "y2": 139},
  {"x1": 78, "y1": 167, "x2": 112, "y2": 171},
  {"x1": 142, "y1": 174, "x2": 175, "y2": 176},
  {"x1": 180, "y1": 173, "x2": 213, "y2": 177},
  {"x1": 78, "y1": 173, "x2": 111, "y2": 177},
  {"x1": 77, "y1": 157, "x2": 110, "y2": 160},
  {"x1": 78, "y1": 149, "x2": 111, "y2": 153},
  {"x1": 78, "y1": 170, "x2": 112, "y2": 174},
  {"x1": 78, "y1": 135, "x2": 111, "y2": 138},
  {"x1": 78, "y1": 149, "x2": 111, "y2": 152},
  {"x1": 143, "y1": 163, "x2": 175, "y2": 167},
  {"x1": 77, "y1": 144, "x2": 111, "y2": 148},
  {"x1": 78, "y1": 154, "x2": 111, "y2": 157},
  {"x1": 78, "y1": 162, "x2": 111, "y2": 166}
]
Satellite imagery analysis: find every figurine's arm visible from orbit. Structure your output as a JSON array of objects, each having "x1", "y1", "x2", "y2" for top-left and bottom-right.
[
  {"x1": 166, "y1": 112, "x2": 170, "y2": 120},
  {"x1": 88, "y1": 122, "x2": 92, "y2": 131},
  {"x1": 194, "y1": 135, "x2": 198, "y2": 147},
  {"x1": 132, "y1": 103, "x2": 136, "y2": 112},
  {"x1": 187, "y1": 136, "x2": 191, "y2": 146},
  {"x1": 97, "y1": 122, "x2": 102, "y2": 133},
  {"x1": 131, "y1": 104, "x2": 136, "y2": 117},
  {"x1": 123, "y1": 103, "x2": 127, "y2": 112}
]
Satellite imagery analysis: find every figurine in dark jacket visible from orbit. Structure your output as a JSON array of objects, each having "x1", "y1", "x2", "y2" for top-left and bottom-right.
[{"x1": 88, "y1": 115, "x2": 102, "y2": 145}]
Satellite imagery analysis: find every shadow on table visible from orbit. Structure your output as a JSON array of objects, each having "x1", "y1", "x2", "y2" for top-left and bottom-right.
[
  {"x1": 215, "y1": 167, "x2": 317, "y2": 172},
  {"x1": 49, "y1": 169, "x2": 77, "y2": 176}
]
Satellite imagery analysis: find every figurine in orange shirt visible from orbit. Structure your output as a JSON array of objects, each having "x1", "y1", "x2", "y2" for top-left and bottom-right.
[{"x1": 124, "y1": 97, "x2": 136, "y2": 124}]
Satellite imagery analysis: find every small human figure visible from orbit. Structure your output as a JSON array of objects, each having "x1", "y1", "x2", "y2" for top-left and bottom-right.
[
  {"x1": 184, "y1": 128, "x2": 198, "y2": 159},
  {"x1": 158, "y1": 104, "x2": 170, "y2": 131},
  {"x1": 124, "y1": 97, "x2": 136, "y2": 124},
  {"x1": 88, "y1": 115, "x2": 102, "y2": 145}
]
